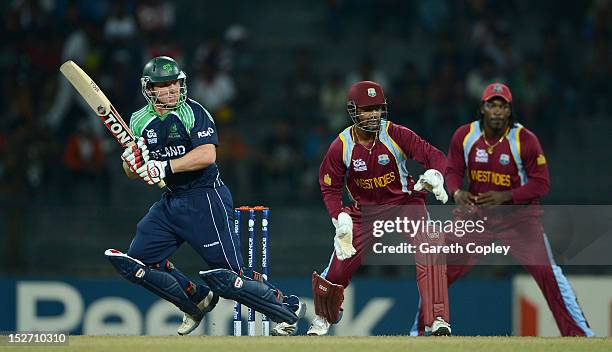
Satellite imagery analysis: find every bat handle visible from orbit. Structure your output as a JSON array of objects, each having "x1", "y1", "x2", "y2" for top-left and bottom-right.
[{"x1": 158, "y1": 180, "x2": 167, "y2": 188}]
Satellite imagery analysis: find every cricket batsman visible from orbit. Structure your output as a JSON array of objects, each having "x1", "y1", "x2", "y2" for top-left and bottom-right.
[
  {"x1": 308, "y1": 80, "x2": 451, "y2": 336},
  {"x1": 107, "y1": 56, "x2": 305, "y2": 336},
  {"x1": 411, "y1": 83, "x2": 593, "y2": 336}
]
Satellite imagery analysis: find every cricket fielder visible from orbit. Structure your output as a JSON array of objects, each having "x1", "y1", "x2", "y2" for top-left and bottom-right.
[
  {"x1": 411, "y1": 83, "x2": 593, "y2": 336},
  {"x1": 109, "y1": 56, "x2": 305, "y2": 336},
  {"x1": 308, "y1": 80, "x2": 451, "y2": 336}
]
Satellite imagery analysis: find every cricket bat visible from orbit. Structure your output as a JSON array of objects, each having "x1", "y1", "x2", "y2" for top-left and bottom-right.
[{"x1": 60, "y1": 60, "x2": 166, "y2": 188}]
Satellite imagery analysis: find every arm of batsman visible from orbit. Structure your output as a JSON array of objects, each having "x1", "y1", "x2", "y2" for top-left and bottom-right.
[
  {"x1": 414, "y1": 169, "x2": 448, "y2": 204},
  {"x1": 331, "y1": 212, "x2": 356, "y2": 261}
]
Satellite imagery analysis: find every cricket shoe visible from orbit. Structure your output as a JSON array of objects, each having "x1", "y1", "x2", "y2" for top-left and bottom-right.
[
  {"x1": 307, "y1": 315, "x2": 331, "y2": 336},
  {"x1": 177, "y1": 290, "x2": 219, "y2": 335},
  {"x1": 431, "y1": 317, "x2": 451, "y2": 336},
  {"x1": 270, "y1": 295, "x2": 307, "y2": 336}
]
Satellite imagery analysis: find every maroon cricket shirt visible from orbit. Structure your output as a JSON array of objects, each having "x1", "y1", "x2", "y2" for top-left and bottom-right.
[
  {"x1": 445, "y1": 120, "x2": 550, "y2": 204},
  {"x1": 319, "y1": 120, "x2": 446, "y2": 219}
]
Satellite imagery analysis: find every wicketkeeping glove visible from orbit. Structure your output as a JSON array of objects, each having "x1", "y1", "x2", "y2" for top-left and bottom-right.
[
  {"x1": 136, "y1": 160, "x2": 172, "y2": 185},
  {"x1": 332, "y1": 212, "x2": 356, "y2": 261},
  {"x1": 414, "y1": 169, "x2": 449, "y2": 204},
  {"x1": 121, "y1": 137, "x2": 149, "y2": 173}
]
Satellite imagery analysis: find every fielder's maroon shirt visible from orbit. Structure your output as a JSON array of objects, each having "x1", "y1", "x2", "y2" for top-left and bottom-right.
[
  {"x1": 319, "y1": 121, "x2": 446, "y2": 219},
  {"x1": 445, "y1": 120, "x2": 550, "y2": 204}
]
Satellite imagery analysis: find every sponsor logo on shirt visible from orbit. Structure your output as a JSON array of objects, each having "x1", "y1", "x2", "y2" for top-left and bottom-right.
[
  {"x1": 323, "y1": 173, "x2": 332, "y2": 186},
  {"x1": 378, "y1": 154, "x2": 390, "y2": 165},
  {"x1": 353, "y1": 158, "x2": 367, "y2": 172},
  {"x1": 537, "y1": 154, "x2": 546, "y2": 165},
  {"x1": 470, "y1": 169, "x2": 511, "y2": 187},
  {"x1": 354, "y1": 171, "x2": 396, "y2": 190},
  {"x1": 499, "y1": 153, "x2": 510, "y2": 165},
  {"x1": 475, "y1": 148, "x2": 488, "y2": 163},
  {"x1": 197, "y1": 127, "x2": 215, "y2": 138},
  {"x1": 145, "y1": 129, "x2": 158, "y2": 144}
]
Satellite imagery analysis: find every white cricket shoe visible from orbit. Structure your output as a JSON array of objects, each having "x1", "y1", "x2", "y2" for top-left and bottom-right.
[
  {"x1": 271, "y1": 299, "x2": 307, "y2": 336},
  {"x1": 431, "y1": 316, "x2": 451, "y2": 336},
  {"x1": 177, "y1": 290, "x2": 219, "y2": 335},
  {"x1": 307, "y1": 315, "x2": 331, "y2": 336}
]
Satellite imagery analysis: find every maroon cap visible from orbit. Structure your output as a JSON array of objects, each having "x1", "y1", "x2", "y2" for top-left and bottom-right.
[
  {"x1": 347, "y1": 81, "x2": 386, "y2": 108},
  {"x1": 481, "y1": 83, "x2": 512, "y2": 103}
]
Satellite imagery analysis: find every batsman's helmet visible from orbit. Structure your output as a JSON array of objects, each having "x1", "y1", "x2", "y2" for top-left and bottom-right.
[
  {"x1": 141, "y1": 56, "x2": 187, "y2": 109},
  {"x1": 346, "y1": 81, "x2": 388, "y2": 133}
]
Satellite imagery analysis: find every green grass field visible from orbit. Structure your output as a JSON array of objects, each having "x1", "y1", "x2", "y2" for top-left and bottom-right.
[{"x1": 2, "y1": 336, "x2": 612, "y2": 352}]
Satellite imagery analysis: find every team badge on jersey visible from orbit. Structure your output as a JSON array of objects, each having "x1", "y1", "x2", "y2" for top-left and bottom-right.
[
  {"x1": 475, "y1": 148, "x2": 488, "y2": 163},
  {"x1": 145, "y1": 128, "x2": 158, "y2": 144},
  {"x1": 499, "y1": 153, "x2": 510, "y2": 165},
  {"x1": 353, "y1": 159, "x2": 367, "y2": 172},
  {"x1": 323, "y1": 173, "x2": 332, "y2": 186},
  {"x1": 168, "y1": 123, "x2": 181, "y2": 139},
  {"x1": 378, "y1": 154, "x2": 390, "y2": 165},
  {"x1": 537, "y1": 154, "x2": 547, "y2": 165}
]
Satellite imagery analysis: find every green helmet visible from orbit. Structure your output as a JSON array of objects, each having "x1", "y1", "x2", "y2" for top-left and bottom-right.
[{"x1": 141, "y1": 56, "x2": 187, "y2": 109}]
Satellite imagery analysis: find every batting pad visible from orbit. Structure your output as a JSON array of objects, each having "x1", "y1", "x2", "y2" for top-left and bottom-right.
[
  {"x1": 199, "y1": 268, "x2": 299, "y2": 324},
  {"x1": 105, "y1": 249, "x2": 203, "y2": 320}
]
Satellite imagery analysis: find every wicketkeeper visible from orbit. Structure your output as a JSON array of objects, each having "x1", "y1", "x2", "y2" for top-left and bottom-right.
[{"x1": 310, "y1": 81, "x2": 452, "y2": 336}]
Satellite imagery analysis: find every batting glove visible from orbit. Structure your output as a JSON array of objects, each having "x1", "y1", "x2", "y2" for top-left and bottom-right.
[
  {"x1": 121, "y1": 137, "x2": 149, "y2": 173},
  {"x1": 136, "y1": 160, "x2": 172, "y2": 185},
  {"x1": 414, "y1": 169, "x2": 448, "y2": 204},
  {"x1": 332, "y1": 212, "x2": 356, "y2": 261}
]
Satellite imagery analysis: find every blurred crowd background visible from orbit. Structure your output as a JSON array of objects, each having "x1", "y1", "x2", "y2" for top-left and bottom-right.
[{"x1": 0, "y1": 0, "x2": 610, "y2": 277}]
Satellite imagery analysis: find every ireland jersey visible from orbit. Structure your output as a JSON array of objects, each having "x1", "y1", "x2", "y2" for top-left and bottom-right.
[{"x1": 129, "y1": 98, "x2": 221, "y2": 190}]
